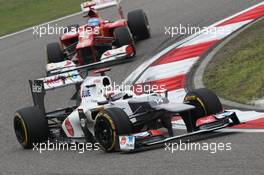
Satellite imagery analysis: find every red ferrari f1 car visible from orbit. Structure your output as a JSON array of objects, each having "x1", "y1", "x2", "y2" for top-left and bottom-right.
[{"x1": 46, "y1": 0, "x2": 150, "y2": 74}]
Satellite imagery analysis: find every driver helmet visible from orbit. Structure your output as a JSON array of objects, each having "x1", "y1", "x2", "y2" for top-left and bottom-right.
[{"x1": 87, "y1": 18, "x2": 100, "y2": 27}]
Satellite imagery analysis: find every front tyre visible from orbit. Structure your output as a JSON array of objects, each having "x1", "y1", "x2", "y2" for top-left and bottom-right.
[
  {"x1": 114, "y1": 26, "x2": 134, "y2": 48},
  {"x1": 94, "y1": 108, "x2": 132, "y2": 152},
  {"x1": 183, "y1": 88, "x2": 223, "y2": 131},
  {"x1": 128, "y1": 9, "x2": 151, "y2": 40},
  {"x1": 14, "y1": 106, "x2": 49, "y2": 149}
]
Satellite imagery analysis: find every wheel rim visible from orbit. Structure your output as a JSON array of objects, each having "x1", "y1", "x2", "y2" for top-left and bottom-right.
[
  {"x1": 14, "y1": 117, "x2": 27, "y2": 144},
  {"x1": 95, "y1": 117, "x2": 115, "y2": 150}
]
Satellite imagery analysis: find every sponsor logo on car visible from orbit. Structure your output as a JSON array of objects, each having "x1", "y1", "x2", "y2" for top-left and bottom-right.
[
  {"x1": 32, "y1": 84, "x2": 42, "y2": 93},
  {"x1": 120, "y1": 136, "x2": 126, "y2": 145},
  {"x1": 132, "y1": 131, "x2": 150, "y2": 138},
  {"x1": 64, "y1": 119, "x2": 74, "y2": 137},
  {"x1": 119, "y1": 136, "x2": 135, "y2": 150},
  {"x1": 82, "y1": 89, "x2": 91, "y2": 97}
]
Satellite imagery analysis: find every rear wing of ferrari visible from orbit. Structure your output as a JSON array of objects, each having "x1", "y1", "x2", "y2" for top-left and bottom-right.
[
  {"x1": 81, "y1": 0, "x2": 124, "y2": 19},
  {"x1": 81, "y1": 0, "x2": 118, "y2": 10}
]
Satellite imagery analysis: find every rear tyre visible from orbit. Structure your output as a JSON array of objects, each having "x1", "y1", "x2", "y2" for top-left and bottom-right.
[
  {"x1": 94, "y1": 108, "x2": 132, "y2": 152},
  {"x1": 46, "y1": 42, "x2": 64, "y2": 63},
  {"x1": 128, "y1": 9, "x2": 150, "y2": 40},
  {"x1": 14, "y1": 106, "x2": 49, "y2": 149},
  {"x1": 114, "y1": 26, "x2": 134, "y2": 48},
  {"x1": 183, "y1": 88, "x2": 223, "y2": 131}
]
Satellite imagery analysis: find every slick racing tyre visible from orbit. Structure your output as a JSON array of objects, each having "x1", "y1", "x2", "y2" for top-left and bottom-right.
[
  {"x1": 128, "y1": 9, "x2": 151, "y2": 40},
  {"x1": 14, "y1": 106, "x2": 49, "y2": 149},
  {"x1": 183, "y1": 88, "x2": 223, "y2": 131},
  {"x1": 46, "y1": 42, "x2": 64, "y2": 63},
  {"x1": 94, "y1": 108, "x2": 132, "y2": 152},
  {"x1": 114, "y1": 26, "x2": 134, "y2": 48}
]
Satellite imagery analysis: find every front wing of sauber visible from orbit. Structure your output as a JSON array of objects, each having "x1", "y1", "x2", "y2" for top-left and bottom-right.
[{"x1": 118, "y1": 111, "x2": 240, "y2": 152}]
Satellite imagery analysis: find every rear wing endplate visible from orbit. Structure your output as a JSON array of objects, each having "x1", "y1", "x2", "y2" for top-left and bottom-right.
[{"x1": 29, "y1": 80, "x2": 46, "y2": 113}]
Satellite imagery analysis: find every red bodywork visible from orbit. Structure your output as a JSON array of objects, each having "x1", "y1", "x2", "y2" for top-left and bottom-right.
[{"x1": 59, "y1": 3, "x2": 129, "y2": 65}]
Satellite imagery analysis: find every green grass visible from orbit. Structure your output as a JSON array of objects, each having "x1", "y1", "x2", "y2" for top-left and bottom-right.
[
  {"x1": 0, "y1": 0, "x2": 86, "y2": 36},
  {"x1": 204, "y1": 19, "x2": 264, "y2": 104}
]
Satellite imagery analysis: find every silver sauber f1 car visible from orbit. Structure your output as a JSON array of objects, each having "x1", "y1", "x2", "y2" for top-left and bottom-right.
[{"x1": 13, "y1": 66, "x2": 240, "y2": 153}]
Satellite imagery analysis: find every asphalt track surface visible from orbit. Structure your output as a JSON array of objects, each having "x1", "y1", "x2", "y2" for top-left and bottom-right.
[{"x1": 0, "y1": 0, "x2": 264, "y2": 174}]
